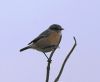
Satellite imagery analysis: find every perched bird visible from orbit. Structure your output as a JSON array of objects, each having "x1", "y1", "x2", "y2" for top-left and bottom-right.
[{"x1": 20, "y1": 24, "x2": 64, "y2": 59}]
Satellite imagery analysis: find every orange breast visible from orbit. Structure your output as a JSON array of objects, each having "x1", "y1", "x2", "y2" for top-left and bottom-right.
[{"x1": 47, "y1": 31, "x2": 60, "y2": 45}]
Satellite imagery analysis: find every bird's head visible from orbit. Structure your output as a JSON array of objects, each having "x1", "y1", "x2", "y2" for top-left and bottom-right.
[{"x1": 49, "y1": 24, "x2": 64, "y2": 32}]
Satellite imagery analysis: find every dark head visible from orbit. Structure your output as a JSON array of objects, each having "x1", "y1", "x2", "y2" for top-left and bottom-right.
[{"x1": 49, "y1": 24, "x2": 64, "y2": 31}]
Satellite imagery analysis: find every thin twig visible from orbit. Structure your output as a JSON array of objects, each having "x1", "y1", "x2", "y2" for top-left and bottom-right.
[
  {"x1": 54, "y1": 36, "x2": 77, "y2": 82},
  {"x1": 45, "y1": 49, "x2": 56, "y2": 82},
  {"x1": 46, "y1": 35, "x2": 62, "y2": 82}
]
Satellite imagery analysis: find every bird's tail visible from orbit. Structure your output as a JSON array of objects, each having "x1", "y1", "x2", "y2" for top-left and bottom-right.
[{"x1": 20, "y1": 46, "x2": 30, "y2": 52}]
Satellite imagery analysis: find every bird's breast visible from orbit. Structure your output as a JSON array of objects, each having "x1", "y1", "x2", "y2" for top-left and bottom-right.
[
  {"x1": 47, "y1": 31, "x2": 61, "y2": 45},
  {"x1": 32, "y1": 31, "x2": 61, "y2": 52}
]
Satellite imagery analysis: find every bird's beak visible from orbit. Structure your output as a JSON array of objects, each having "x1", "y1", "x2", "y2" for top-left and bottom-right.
[{"x1": 61, "y1": 28, "x2": 64, "y2": 30}]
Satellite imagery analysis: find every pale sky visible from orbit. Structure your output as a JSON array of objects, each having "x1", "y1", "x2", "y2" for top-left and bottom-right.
[{"x1": 0, "y1": 0, "x2": 100, "y2": 82}]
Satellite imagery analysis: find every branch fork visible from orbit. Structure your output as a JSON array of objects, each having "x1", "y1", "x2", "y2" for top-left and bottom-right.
[{"x1": 45, "y1": 36, "x2": 77, "y2": 82}]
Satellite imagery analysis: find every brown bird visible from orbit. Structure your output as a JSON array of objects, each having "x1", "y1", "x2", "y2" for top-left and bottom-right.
[{"x1": 20, "y1": 24, "x2": 64, "y2": 59}]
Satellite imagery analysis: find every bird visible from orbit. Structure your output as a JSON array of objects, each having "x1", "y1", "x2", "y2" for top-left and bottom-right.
[{"x1": 20, "y1": 24, "x2": 64, "y2": 59}]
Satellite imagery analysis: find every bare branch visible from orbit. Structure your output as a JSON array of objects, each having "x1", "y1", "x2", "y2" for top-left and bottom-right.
[
  {"x1": 54, "y1": 36, "x2": 77, "y2": 82},
  {"x1": 45, "y1": 48, "x2": 56, "y2": 82},
  {"x1": 45, "y1": 35, "x2": 62, "y2": 82}
]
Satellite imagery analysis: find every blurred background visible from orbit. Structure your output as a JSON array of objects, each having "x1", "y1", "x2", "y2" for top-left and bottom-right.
[{"x1": 0, "y1": 0, "x2": 100, "y2": 82}]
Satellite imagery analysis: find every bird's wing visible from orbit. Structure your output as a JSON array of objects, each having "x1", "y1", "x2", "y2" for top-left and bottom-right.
[{"x1": 28, "y1": 30, "x2": 50, "y2": 45}]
